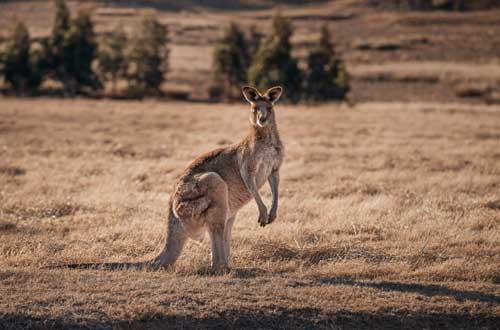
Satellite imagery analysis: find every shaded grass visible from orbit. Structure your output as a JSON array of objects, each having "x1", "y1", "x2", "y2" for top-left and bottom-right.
[{"x1": 2, "y1": 309, "x2": 499, "y2": 330}]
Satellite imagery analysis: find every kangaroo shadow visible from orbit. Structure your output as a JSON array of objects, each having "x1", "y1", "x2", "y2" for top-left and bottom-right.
[
  {"x1": 44, "y1": 261, "x2": 151, "y2": 271},
  {"x1": 311, "y1": 275, "x2": 500, "y2": 304}
]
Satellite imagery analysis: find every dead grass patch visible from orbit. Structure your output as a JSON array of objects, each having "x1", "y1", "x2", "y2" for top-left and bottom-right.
[
  {"x1": 484, "y1": 200, "x2": 500, "y2": 210},
  {"x1": 0, "y1": 221, "x2": 17, "y2": 232},
  {"x1": 0, "y1": 165, "x2": 26, "y2": 176},
  {"x1": 252, "y1": 241, "x2": 391, "y2": 265},
  {"x1": 2, "y1": 202, "x2": 81, "y2": 220},
  {"x1": 469, "y1": 216, "x2": 500, "y2": 232},
  {"x1": 475, "y1": 132, "x2": 500, "y2": 140},
  {"x1": 454, "y1": 82, "x2": 492, "y2": 98},
  {"x1": 353, "y1": 35, "x2": 430, "y2": 51}
]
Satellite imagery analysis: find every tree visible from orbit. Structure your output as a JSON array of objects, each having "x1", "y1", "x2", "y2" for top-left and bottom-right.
[
  {"x1": 61, "y1": 11, "x2": 101, "y2": 93},
  {"x1": 97, "y1": 26, "x2": 128, "y2": 95},
  {"x1": 304, "y1": 25, "x2": 350, "y2": 101},
  {"x1": 41, "y1": 1, "x2": 100, "y2": 94},
  {"x1": 247, "y1": 14, "x2": 302, "y2": 103},
  {"x1": 247, "y1": 25, "x2": 263, "y2": 59},
  {"x1": 2, "y1": 22, "x2": 42, "y2": 93},
  {"x1": 127, "y1": 16, "x2": 169, "y2": 95},
  {"x1": 212, "y1": 22, "x2": 251, "y2": 100},
  {"x1": 53, "y1": 0, "x2": 70, "y2": 41},
  {"x1": 42, "y1": 0, "x2": 71, "y2": 82}
]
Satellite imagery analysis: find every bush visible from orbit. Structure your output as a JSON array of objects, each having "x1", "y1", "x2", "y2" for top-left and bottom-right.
[
  {"x1": 304, "y1": 25, "x2": 350, "y2": 102},
  {"x1": 127, "y1": 16, "x2": 169, "y2": 95},
  {"x1": 208, "y1": 80, "x2": 225, "y2": 102},
  {"x1": 454, "y1": 82, "x2": 491, "y2": 98},
  {"x1": 1, "y1": 22, "x2": 42, "y2": 93},
  {"x1": 248, "y1": 14, "x2": 302, "y2": 103},
  {"x1": 97, "y1": 26, "x2": 128, "y2": 95},
  {"x1": 212, "y1": 22, "x2": 251, "y2": 100}
]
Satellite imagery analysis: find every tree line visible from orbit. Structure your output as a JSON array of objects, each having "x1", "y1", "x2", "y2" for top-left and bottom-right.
[
  {"x1": 211, "y1": 15, "x2": 349, "y2": 103},
  {"x1": 0, "y1": 0, "x2": 349, "y2": 102},
  {"x1": 0, "y1": 0, "x2": 168, "y2": 97}
]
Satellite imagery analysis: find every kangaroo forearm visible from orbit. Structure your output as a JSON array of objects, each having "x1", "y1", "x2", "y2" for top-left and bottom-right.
[
  {"x1": 270, "y1": 197, "x2": 278, "y2": 213},
  {"x1": 241, "y1": 167, "x2": 266, "y2": 210},
  {"x1": 269, "y1": 171, "x2": 280, "y2": 212},
  {"x1": 249, "y1": 181, "x2": 266, "y2": 210}
]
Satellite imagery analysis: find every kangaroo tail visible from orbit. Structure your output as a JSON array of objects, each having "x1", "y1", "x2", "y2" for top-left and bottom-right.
[{"x1": 149, "y1": 201, "x2": 188, "y2": 268}]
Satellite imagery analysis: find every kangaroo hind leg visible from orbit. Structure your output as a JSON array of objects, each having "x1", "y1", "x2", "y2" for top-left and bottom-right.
[
  {"x1": 224, "y1": 216, "x2": 236, "y2": 260},
  {"x1": 198, "y1": 172, "x2": 230, "y2": 274}
]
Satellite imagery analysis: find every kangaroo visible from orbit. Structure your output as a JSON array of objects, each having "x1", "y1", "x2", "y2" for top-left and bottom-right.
[
  {"x1": 61, "y1": 86, "x2": 284, "y2": 273},
  {"x1": 150, "y1": 85, "x2": 284, "y2": 273}
]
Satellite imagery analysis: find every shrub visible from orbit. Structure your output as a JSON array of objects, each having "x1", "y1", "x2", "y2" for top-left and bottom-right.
[
  {"x1": 212, "y1": 22, "x2": 251, "y2": 100},
  {"x1": 304, "y1": 25, "x2": 350, "y2": 101},
  {"x1": 208, "y1": 80, "x2": 225, "y2": 102},
  {"x1": 454, "y1": 82, "x2": 491, "y2": 98},
  {"x1": 127, "y1": 16, "x2": 169, "y2": 95},
  {"x1": 1, "y1": 22, "x2": 42, "y2": 93},
  {"x1": 403, "y1": 0, "x2": 496, "y2": 10},
  {"x1": 97, "y1": 26, "x2": 128, "y2": 95},
  {"x1": 248, "y1": 14, "x2": 302, "y2": 103}
]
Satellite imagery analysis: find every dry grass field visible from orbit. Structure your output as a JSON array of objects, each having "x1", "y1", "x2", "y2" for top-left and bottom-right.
[
  {"x1": 1, "y1": 0, "x2": 500, "y2": 329},
  {"x1": 1, "y1": 98, "x2": 499, "y2": 329}
]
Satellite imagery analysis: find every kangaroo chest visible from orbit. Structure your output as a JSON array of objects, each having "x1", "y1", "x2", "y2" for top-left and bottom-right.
[{"x1": 255, "y1": 143, "x2": 283, "y2": 188}]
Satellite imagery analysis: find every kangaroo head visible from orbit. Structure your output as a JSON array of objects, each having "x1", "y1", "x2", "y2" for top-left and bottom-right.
[{"x1": 242, "y1": 86, "x2": 283, "y2": 128}]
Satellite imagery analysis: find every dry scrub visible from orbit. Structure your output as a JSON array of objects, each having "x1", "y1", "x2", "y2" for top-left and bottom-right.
[{"x1": 0, "y1": 98, "x2": 499, "y2": 329}]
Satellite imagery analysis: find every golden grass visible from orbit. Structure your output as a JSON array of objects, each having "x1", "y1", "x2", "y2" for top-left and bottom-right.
[{"x1": 0, "y1": 98, "x2": 499, "y2": 329}]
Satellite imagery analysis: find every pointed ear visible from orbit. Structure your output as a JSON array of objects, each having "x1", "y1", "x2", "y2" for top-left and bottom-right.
[
  {"x1": 242, "y1": 86, "x2": 260, "y2": 103},
  {"x1": 265, "y1": 86, "x2": 283, "y2": 104}
]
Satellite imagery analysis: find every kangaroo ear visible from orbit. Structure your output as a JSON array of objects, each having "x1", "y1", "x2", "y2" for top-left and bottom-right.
[
  {"x1": 265, "y1": 86, "x2": 283, "y2": 104},
  {"x1": 242, "y1": 86, "x2": 260, "y2": 103}
]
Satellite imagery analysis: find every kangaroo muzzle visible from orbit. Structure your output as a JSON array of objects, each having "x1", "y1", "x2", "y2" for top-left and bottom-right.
[{"x1": 257, "y1": 114, "x2": 268, "y2": 127}]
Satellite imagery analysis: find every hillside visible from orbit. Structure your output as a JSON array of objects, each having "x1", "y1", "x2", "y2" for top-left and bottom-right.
[{"x1": 0, "y1": 0, "x2": 499, "y2": 102}]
